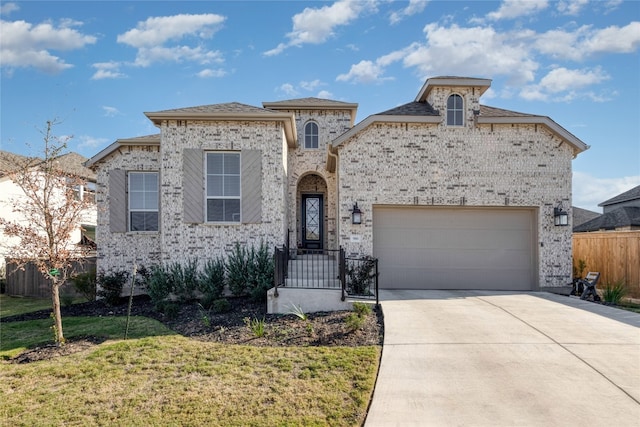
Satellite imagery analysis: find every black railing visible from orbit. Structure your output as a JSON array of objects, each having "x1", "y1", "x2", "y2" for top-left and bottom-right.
[
  {"x1": 287, "y1": 248, "x2": 342, "y2": 289},
  {"x1": 344, "y1": 256, "x2": 379, "y2": 305}
]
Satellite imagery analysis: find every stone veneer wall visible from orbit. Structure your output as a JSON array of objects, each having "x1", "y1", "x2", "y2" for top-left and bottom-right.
[
  {"x1": 96, "y1": 120, "x2": 288, "y2": 274},
  {"x1": 95, "y1": 145, "x2": 162, "y2": 273},
  {"x1": 159, "y1": 120, "x2": 288, "y2": 265},
  {"x1": 287, "y1": 109, "x2": 353, "y2": 250},
  {"x1": 336, "y1": 120, "x2": 574, "y2": 287}
]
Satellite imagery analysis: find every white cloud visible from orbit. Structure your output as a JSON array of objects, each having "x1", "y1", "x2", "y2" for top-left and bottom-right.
[
  {"x1": 279, "y1": 83, "x2": 298, "y2": 96},
  {"x1": 572, "y1": 172, "x2": 640, "y2": 212},
  {"x1": 300, "y1": 79, "x2": 322, "y2": 91},
  {"x1": 317, "y1": 90, "x2": 334, "y2": 99},
  {"x1": 583, "y1": 22, "x2": 640, "y2": 55},
  {"x1": 520, "y1": 66, "x2": 610, "y2": 100},
  {"x1": 487, "y1": 0, "x2": 548, "y2": 21},
  {"x1": 557, "y1": 0, "x2": 589, "y2": 16},
  {"x1": 117, "y1": 14, "x2": 225, "y2": 67},
  {"x1": 197, "y1": 68, "x2": 226, "y2": 78},
  {"x1": 0, "y1": 19, "x2": 97, "y2": 74},
  {"x1": 337, "y1": 59, "x2": 389, "y2": 84},
  {"x1": 102, "y1": 106, "x2": 121, "y2": 117},
  {"x1": 77, "y1": 135, "x2": 110, "y2": 150},
  {"x1": 264, "y1": 0, "x2": 377, "y2": 56},
  {"x1": 1, "y1": 2, "x2": 19, "y2": 15},
  {"x1": 91, "y1": 61, "x2": 126, "y2": 80},
  {"x1": 390, "y1": 0, "x2": 429, "y2": 25}
]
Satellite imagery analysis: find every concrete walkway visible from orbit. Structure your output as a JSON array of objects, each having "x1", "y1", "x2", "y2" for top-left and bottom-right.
[{"x1": 365, "y1": 291, "x2": 640, "y2": 427}]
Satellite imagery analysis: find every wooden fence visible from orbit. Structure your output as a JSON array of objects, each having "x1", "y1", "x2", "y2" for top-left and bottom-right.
[
  {"x1": 5, "y1": 258, "x2": 96, "y2": 298},
  {"x1": 573, "y1": 231, "x2": 640, "y2": 298}
]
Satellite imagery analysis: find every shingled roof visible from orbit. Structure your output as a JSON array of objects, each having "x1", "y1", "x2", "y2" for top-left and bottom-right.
[
  {"x1": 573, "y1": 206, "x2": 640, "y2": 232},
  {"x1": 149, "y1": 102, "x2": 276, "y2": 116},
  {"x1": 377, "y1": 101, "x2": 439, "y2": 116},
  {"x1": 0, "y1": 150, "x2": 95, "y2": 181},
  {"x1": 599, "y1": 185, "x2": 640, "y2": 207}
]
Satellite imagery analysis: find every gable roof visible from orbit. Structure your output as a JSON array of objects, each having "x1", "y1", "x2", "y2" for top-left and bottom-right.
[
  {"x1": 573, "y1": 206, "x2": 602, "y2": 227},
  {"x1": 85, "y1": 134, "x2": 161, "y2": 168},
  {"x1": 599, "y1": 185, "x2": 640, "y2": 207},
  {"x1": 144, "y1": 102, "x2": 297, "y2": 147},
  {"x1": 263, "y1": 97, "x2": 358, "y2": 125},
  {"x1": 573, "y1": 206, "x2": 640, "y2": 232},
  {"x1": 415, "y1": 76, "x2": 492, "y2": 102},
  {"x1": 0, "y1": 150, "x2": 28, "y2": 177}
]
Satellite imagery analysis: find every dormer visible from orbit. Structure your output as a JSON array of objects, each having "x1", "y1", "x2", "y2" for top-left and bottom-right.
[{"x1": 415, "y1": 77, "x2": 492, "y2": 126}]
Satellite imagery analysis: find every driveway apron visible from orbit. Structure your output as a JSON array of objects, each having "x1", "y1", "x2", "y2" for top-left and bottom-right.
[{"x1": 365, "y1": 290, "x2": 640, "y2": 427}]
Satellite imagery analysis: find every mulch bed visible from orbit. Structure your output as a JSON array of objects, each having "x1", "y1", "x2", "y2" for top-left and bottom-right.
[{"x1": 4, "y1": 295, "x2": 384, "y2": 364}]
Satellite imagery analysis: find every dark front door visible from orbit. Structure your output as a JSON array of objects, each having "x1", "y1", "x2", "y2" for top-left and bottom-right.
[{"x1": 302, "y1": 194, "x2": 323, "y2": 250}]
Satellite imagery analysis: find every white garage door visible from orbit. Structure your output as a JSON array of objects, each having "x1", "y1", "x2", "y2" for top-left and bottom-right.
[{"x1": 373, "y1": 206, "x2": 537, "y2": 290}]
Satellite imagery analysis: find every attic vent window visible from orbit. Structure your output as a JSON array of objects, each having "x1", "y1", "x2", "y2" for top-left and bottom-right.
[{"x1": 447, "y1": 94, "x2": 463, "y2": 126}]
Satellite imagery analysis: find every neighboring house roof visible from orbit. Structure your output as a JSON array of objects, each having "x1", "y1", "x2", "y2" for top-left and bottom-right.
[
  {"x1": 599, "y1": 185, "x2": 640, "y2": 207},
  {"x1": 85, "y1": 134, "x2": 160, "y2": 168},
  {"x1": 262, "y1": 98, "x2": 358, "y2": 125},
  {"x1": 573, "y1": 207, "x2": 601, "y2": 227},
  {"x1": 573, "y1": 206, "x2": 640, "y2": 232},
  {"x1": 0, "y1": 150, "x2": 95, "y2": 181}
]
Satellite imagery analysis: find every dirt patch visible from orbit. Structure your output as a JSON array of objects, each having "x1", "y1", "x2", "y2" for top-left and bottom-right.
[{"x1": 4, "y1": 296, "x2": 383, "y2": 363}]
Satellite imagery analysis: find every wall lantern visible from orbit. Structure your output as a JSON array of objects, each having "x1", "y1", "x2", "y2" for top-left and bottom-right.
[
  {"x1": 553, "y1": 203, "x2": 569, "y2": 226},
  {"x1": 351, "y1": 202, "x2": 362, "y2": 225}
]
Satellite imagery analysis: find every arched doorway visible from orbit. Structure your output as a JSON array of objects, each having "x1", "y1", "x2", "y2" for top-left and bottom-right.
[{"x1": 297, "y1": 174, "x2": 327, "y2": 250}]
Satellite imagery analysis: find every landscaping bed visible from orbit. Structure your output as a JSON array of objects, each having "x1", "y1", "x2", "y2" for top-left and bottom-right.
[{"x1": 3, "y1": 295, "x2": 383, "y2": 363}]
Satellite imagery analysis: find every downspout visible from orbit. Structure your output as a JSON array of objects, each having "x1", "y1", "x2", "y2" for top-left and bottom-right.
[{"x1": 327, "y1": 144, "x2": 340, "y2": 250}]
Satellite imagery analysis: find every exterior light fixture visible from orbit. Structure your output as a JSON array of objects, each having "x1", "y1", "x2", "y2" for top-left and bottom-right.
[
  {"x1": 351, "y1": 202, "x2": 362, "y2": 225},
  {"x1": 553, "y1": 203, "x2": 569, "y2": 226}
]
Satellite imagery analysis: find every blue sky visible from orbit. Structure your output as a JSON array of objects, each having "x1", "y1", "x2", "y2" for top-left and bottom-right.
[{"x1": 1, "y1": 0, "x2": 639, "y2": 212}]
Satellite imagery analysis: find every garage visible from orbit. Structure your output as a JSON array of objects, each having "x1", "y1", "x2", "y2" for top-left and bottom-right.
[{"x1": 373, "y1": 206, "x2": 537, "y2": 290}]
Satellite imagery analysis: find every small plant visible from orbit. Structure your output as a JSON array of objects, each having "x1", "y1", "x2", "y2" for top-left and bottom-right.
[
  {"x1": 170, "y1": 259, "x2": 199, "y2": 303},
  {"x1": 288, "y1": 304, "x2": 308, "y2": 321},
  {"x1": 602, "y1": 280, "x2": 627, "y2": 305},
  {"x1": 70, "y1": 269, "x2": 97, "y2": 301},
  {"x1": 96, "y1": 270, "x2": 129, "y2": 306},
  {"x1": 345, "y1": 302, "x2": 372, "y2": 331},
  {"x1": 244, "y1": 316, "x2": 266, "y2": 338},
  {"x1": 60, "y1": 292, "x2": 75, "y2": 307},
  {"x1": 197, "y1": 303, "x2": 211, "y2": 328},
  {"x1": 573, "y1": 259, "x2": 587, "y2": 279},
  {"x1": 353, "y1": 302, "x2": 372, "y2": 317},
  {"x1": 346, "y1": 257, "x2": 376, "y2": 296},
  {"x1": 247, "y1": 241, "x2": 274, "y2": 301},
  {"x1": 211, "y1": 298, "x2": 231, "y2": 313},
  {"x1": 147, "y1": 265, "x2": 172, "y2": 310}
]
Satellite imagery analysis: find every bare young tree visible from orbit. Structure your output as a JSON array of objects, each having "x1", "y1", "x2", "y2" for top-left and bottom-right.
[{"x1": 0, "y1": 120, "x2": 95, "y2": 345}]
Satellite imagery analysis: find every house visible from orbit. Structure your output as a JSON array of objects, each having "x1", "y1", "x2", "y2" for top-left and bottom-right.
[
  {"x1": 572, "y1": 207, "x2": 601, "y2": 228},
  {"x1": 0, "y1": 150, "x2": 97, "y2": 271},
  {"x1": 573, "y1": 185, "x2": 640, "y2": 232},
  {"x1": 86, "y1": 76, "x2": 588, "y2": 310}
]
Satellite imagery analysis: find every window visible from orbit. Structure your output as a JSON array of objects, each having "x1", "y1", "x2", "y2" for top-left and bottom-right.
[
  {"x1": 206, "y1": 152, "x2": 241, "y2": 222},
  {"x1": 128, "y1": 172, "x2": 158, "y2": 231},
  {"x1": 304, "y1": 122, "x2": 319, "y2": 149},
  {"x1": 447, "y1": 94, "x2": 464, "y2": 126}
]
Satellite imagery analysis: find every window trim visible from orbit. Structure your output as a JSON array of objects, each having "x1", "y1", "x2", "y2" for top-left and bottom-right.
[
  {"x1": 304, "y1": 121, "x2": 319, "y2": 149},
  {"x1": 446, "y1": 94, "x2": 464, "y2": 126},
  {"x1": 205, "y1": 151, "x2": 242, "y2": 223},
  {"x1": 128, "y1": 171, "x2": 159, "y2": 232}
]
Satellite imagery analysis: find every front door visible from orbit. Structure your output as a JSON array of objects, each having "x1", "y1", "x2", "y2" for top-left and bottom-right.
[{"x1": 302, "y1": 194, "x2": 323, "y2": 250}]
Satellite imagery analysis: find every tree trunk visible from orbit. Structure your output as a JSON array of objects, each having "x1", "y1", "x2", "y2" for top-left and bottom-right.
[{"x1": 51, "y1": 280, "x2": 65, "y2": 345}]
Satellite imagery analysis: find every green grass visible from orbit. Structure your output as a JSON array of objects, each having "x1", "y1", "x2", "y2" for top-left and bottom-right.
[
  {"x1": 0, "y1": 295, "x2": 56, "y2": 318},
  {"x1": 617, "y1": 300, "x2": 640, "y2": 314},
  {"x1": 0, "y1": 296, "x2": 381, "y2": 426}
]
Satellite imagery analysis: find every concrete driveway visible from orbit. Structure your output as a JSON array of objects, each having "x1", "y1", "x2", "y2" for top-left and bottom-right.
[{"x1": 365, "y1": 291, "x2": 640, "y2": 427}]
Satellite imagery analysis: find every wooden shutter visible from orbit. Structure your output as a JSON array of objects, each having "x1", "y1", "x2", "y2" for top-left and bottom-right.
[
  {"x1": 183, "y1": 149, "x2": 204, "y2": 223},
  {"x1": 241, "y1": 150, "x2": 262, "y2": 224},
  {"x1": 109, "y1": 169, "x2": 127, "y2": 233}
]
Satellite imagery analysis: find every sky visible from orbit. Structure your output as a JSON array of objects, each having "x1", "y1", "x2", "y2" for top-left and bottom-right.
[{"x1": 1, "y1": 0, "x2": 639, "y2": 212}]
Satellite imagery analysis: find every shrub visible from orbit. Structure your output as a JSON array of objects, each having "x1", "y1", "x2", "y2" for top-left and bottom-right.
[
  {"x1": 170, "y1": 259, "x2": 199, "y2": 303},
  {"x1": 247, "y1": 241, "x2": 274, "y2": 301},
  {"x1": 352, "y1": 301, "x2": 372, "y2": 317},
  {"x1": 96, "y1": 270, "x2": 129, "y2": 306},
  {"x1": 211, "y1": 298, "x2": 231, "y2": 313},
  {"x1": 346, "y1": 257, "x2": 377, "y2": 295},
  {"x1": 345, "y1": 313, "x2": 366, "y2": 331},
  {"x1": 227, "y1": 243, "x2": 250, "y2": 296},
  {"x1": 147, "y1": 265, "x2": 172, "y2": 310},
  {"x1": 198, "y1": 257, "x2": 226, "y2": 303},
  {"x1": 602, "y1": 280, "x2": 627, "y2": 305},
  {"x1": 244, "y1": 316, "x2": 266, "y2": 338},
  {"x1": 70, "y1": 269, "x2": 97, "y2": 301}
]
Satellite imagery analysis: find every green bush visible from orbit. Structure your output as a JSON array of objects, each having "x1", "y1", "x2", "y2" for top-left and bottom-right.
[
  {"x1": 346, "y1": 257, "x2": 376, "y2": 296},
  {"x1": 170, "y1": 259, "x2": 199, "y2": 303},
  {"x1": 602, "y1": 280, "x2": 627, "y2": 304},
  {"x1": 211, "y1": 298, "x2": 231, "y2": 314},
  {"x1": 198, "y1": 257, "x2": 226, "y2": 303},
  {"x1": 345, "y1": 313, "x2": 366, "y2": 331},
  {"x1": 96, "y1": 270, "x2": 129, "y2": 306},
  {"x1": 70, "y1": 269, "x2": 97, "y2": 301},
  {"x1": 227, "y1": 243, "x2": 250, "y2": 296},
  {"x1": 147, "y1": 265, "x2": 172, "y2": 310},
  {"x1": 352, "y1": 302, "x2": 372, "y2": 317},
  {"x1": 247, "y1": 241, "x2": 274, "y2": 301}
]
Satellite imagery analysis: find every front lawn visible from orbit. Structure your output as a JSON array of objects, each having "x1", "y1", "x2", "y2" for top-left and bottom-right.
[{"x1": 0, "y1": 296, "x2": 381, "y2": 426}]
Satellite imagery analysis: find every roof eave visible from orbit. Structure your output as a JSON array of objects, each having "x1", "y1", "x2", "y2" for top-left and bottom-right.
[
  {"x1": 85, "y1": 137, "x2": 161, "y2": 168},
  {"x1": 477, "y1": 115, "x2": 589, "y2": 155}
]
